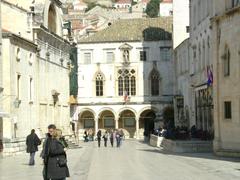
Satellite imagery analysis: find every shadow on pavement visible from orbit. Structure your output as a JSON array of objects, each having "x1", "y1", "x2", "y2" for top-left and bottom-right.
[{"x1": 137, "y1": 148, "x2": 240, "y2": 163}]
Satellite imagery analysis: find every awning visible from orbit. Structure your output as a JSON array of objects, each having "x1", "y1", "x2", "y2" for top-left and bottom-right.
[{"x1": 194, "y1": 84, "x2": 208, "y2": 91}]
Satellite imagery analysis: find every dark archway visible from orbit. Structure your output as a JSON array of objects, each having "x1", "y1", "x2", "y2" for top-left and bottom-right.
[
  {"x1": 119, "y1": 110, "x2": 136, "y2": 138},
  {"x1": 78, "y1": 111, "x2": 95, "y2": 130},
  {"x1": 139, "y1": 110, "x2": 156, "y2": 138},
  {"x1": 98, "y1": 110, "x2": 115, "y2": 130}
]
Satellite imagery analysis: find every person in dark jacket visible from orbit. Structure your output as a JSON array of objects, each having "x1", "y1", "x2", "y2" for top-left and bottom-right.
[
  {"x1": 103, "y1": 131, "x2": 108, "y2": 147},
  {"x1": 97, "y1": 130, "x2": 102, "y2": 147},
  {"x1": 109, "y1": 129, "x2": 115, "y2": 147},
  {"x1": 47, "y1": 129, "x2": 70, "y2": 180},
  {"x1": 26, "y1": 129, "x2": 41, "y2": 165},
  {"x1": 41, "y1": 124, "x2": 56, "y2": 180}
]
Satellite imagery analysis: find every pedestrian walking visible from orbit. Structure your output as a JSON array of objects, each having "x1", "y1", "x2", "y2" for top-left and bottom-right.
[
  {"x1": 83, "y1": 130, "x2": 88, "y2": 142},
  {"x1": 97, "y1": 130, "x2": 102, "y2": 147},
  {"x1": 46, "y1": 129, "x2": 70, "y2": 180},
  {"x1": 41, "y1": 124, "x2": 56, "y2": 180},
  {"x1": 26, "y1": 129, "x2": 41, "y2": 166},
  {"x1": 116, "y1": 130, "x2": 121, "y2": 148},
  {"x1": 109, "y1": 129, "x2": 115, "y2": 147},
  {"x1": 119, "y1": 129, "x2": 125, "y2": 146},
  {"x1": 103, "y1": 131, "x2": 108, "y2": 147}
]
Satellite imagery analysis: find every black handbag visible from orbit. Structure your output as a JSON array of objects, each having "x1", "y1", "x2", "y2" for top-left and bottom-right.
[{"x1": 57, "y1": 157, "x2": 67, "y2": 167}]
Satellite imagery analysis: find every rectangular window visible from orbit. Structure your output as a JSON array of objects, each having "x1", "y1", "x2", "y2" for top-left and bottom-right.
[
  {"x1": 29, "y1": 77, "x2": 33, "y2": 102},
  {"x1": 124, "y1": 117, "x2": 135, "y2": 127},
  {"x1": 106, "y1": 52, "x2": 114, "y2": 63},
  {"x1": 232, "y1": 0, "x2": 240, "y2": 7},
  {"x1": 84, "y1": 119, "x2": 94, "y2": 128},
  {"x1": 160, "y1": 47, "x2": 171, "y2": 61},
  {"x1": 140, "y1": 51, "x2": 147, "y2": 61},
  {"x1": 84, "y1": 52, "x2": 91, "y2": 64},
  {"x1": 17, "y1": 74, "x2": 21, "y2": 100},
  {"x1": 104, "y1": 117, "x2": 114, "y2": 128},
  {"x1": 224, "y1": 101, "x2": 232, "y2": 119}
]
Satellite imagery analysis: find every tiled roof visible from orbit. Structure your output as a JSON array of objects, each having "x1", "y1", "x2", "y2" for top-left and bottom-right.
[
  {"x1": 78, "y1": 17, "x2": 172, "y2": 43},
  {"x1": 115, "y1": 0, "x2": 132, "y2": 4},
  {"x1": 161, "y1": 0, "x2": 173, "y2": 3}
]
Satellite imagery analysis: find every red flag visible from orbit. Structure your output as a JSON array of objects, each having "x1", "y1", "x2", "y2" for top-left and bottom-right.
[{"x1": 124, "y1": 91, "x2": 128, "y2": 102}]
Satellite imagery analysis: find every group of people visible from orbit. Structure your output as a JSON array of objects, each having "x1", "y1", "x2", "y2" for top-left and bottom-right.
[
  {"x1": 96, "y1": 129, "x2": 125, "y2": 148},
  {"x1": 152, "y1": 125, "x2": 214, "y2": 140},
  {"x1": 26, "y1": 124, "x2": 70, "y2": 180}
]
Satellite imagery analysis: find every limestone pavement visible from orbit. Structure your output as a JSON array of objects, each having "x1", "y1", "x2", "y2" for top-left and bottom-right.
[{"x1": 0, "y1": 140, "x2": 240, "y2": 180}]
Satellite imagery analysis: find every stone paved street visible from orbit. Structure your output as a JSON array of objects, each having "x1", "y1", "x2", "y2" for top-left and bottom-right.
[{"x1": 1, "y1": 140, "x2": 240, "y2": 180}]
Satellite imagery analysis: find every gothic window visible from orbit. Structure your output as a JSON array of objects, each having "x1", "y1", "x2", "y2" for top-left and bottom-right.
[
  {"x1": 96, "y1": 73, "x2": 104, "y2": 96},
  {"x1": 150, "y1": 69, "x2": 160, "y2": 96},
  {"x1": 223, "y1": 46, "x2": 230, "y2": 76},
  {"x1": 118, "y1": 76, "x2": 124, "y2": 96},
  {"x1": 48, "y1": 4, "x2": 57, "y2": 34},
  {"x1": 130, "y1": 76, "x2": 136, "y2": 96},
  {"x1": 118, "y1": 69, "x2": 136, "y2": 96}
]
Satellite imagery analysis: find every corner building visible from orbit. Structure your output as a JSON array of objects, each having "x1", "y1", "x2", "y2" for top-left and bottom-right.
[{"x1": 75, "y1": 18, "x2": 174, "y2": 139}]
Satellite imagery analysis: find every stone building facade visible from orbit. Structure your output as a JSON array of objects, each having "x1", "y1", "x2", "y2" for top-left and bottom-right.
[
  {"x1": 189, "y1": 0, "x2": 214, "y2": 135},
  {"x1": 211, "y1": 0, "x2": 240, "y2": 156},
  {"x1": 173, "y1": 39, "x2": 192, "y2": 127},
  {"x1": 74, "y1": 18, "x2": 174, "y2": 139},
  {"x1": 0, "y1": 0, "x2": 71, "y2": 156}
]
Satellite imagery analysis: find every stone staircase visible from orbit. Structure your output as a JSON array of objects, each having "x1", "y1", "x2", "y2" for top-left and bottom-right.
[{"x1": 64, "y1": 135, "x2": 81, "y2": 149}]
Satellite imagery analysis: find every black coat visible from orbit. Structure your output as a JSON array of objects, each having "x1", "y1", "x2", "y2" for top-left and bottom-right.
[
  {"x1": 26, "y1": 133, "x2": 41, "y2": 153},
  {"x1": 47, "y1": 139, "x2": 70, "y2": 179}
]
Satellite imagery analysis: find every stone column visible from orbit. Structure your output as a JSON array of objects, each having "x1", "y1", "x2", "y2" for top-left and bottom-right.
[
  {"x1": 115, "y1": 118, "x2": 119, "y2": 129},
  {"x1": 94, "y1": 118, "x2": 98, "y2": 134},
  {"x1": 135, "y1": 118, "x2": 139, "y2": 139}
]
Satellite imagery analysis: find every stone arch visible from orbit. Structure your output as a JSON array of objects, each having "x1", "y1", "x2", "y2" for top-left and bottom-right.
[
  {"x1": 137, "y1": 106, "x2": 158, "y2": 118},
  {"x1": 97, "y1": 108, "x2": 116, "y2": 130},
  {"x1": 118, "y1": 108, "x2": 137, "y2": 138},
  {"x1": 77, "y1": 109, "x2": 95, "y2": 133},
  {"x1": 97, "y1": 107, "x2": 117, "y2": 119},
  {"x1": 43, "y1": 1, "x2": 63, "y2": 36},
  {"x1": 78, "y1": 108, "x2": 96, "y2": 118},
  {"x1": 138, "y1": 108, "x2": 157, "y2": 138},
  {"x1": 118, "y1": 107, "x2": 137, "y2": 118}
]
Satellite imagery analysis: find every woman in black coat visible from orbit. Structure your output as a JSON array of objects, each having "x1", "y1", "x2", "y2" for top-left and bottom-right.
[{"x1": 47, "y1": 129, "x2": 70, "y2": 180}]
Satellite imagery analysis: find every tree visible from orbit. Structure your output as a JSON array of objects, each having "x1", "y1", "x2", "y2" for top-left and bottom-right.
[{"x1": 146, "y1": 0, "x2": 161, "y2": 18}]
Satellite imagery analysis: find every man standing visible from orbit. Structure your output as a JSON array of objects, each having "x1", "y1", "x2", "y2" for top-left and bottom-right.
[
  {"x1": 26, "y1": 129, "x2": 41, "y2": 166},
  {"x1": 97, "y1": 130, "x2": 102, "y2": 147},
  {"x1": 41, "y1": 124, "x2": 56, "y2": 180}
]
